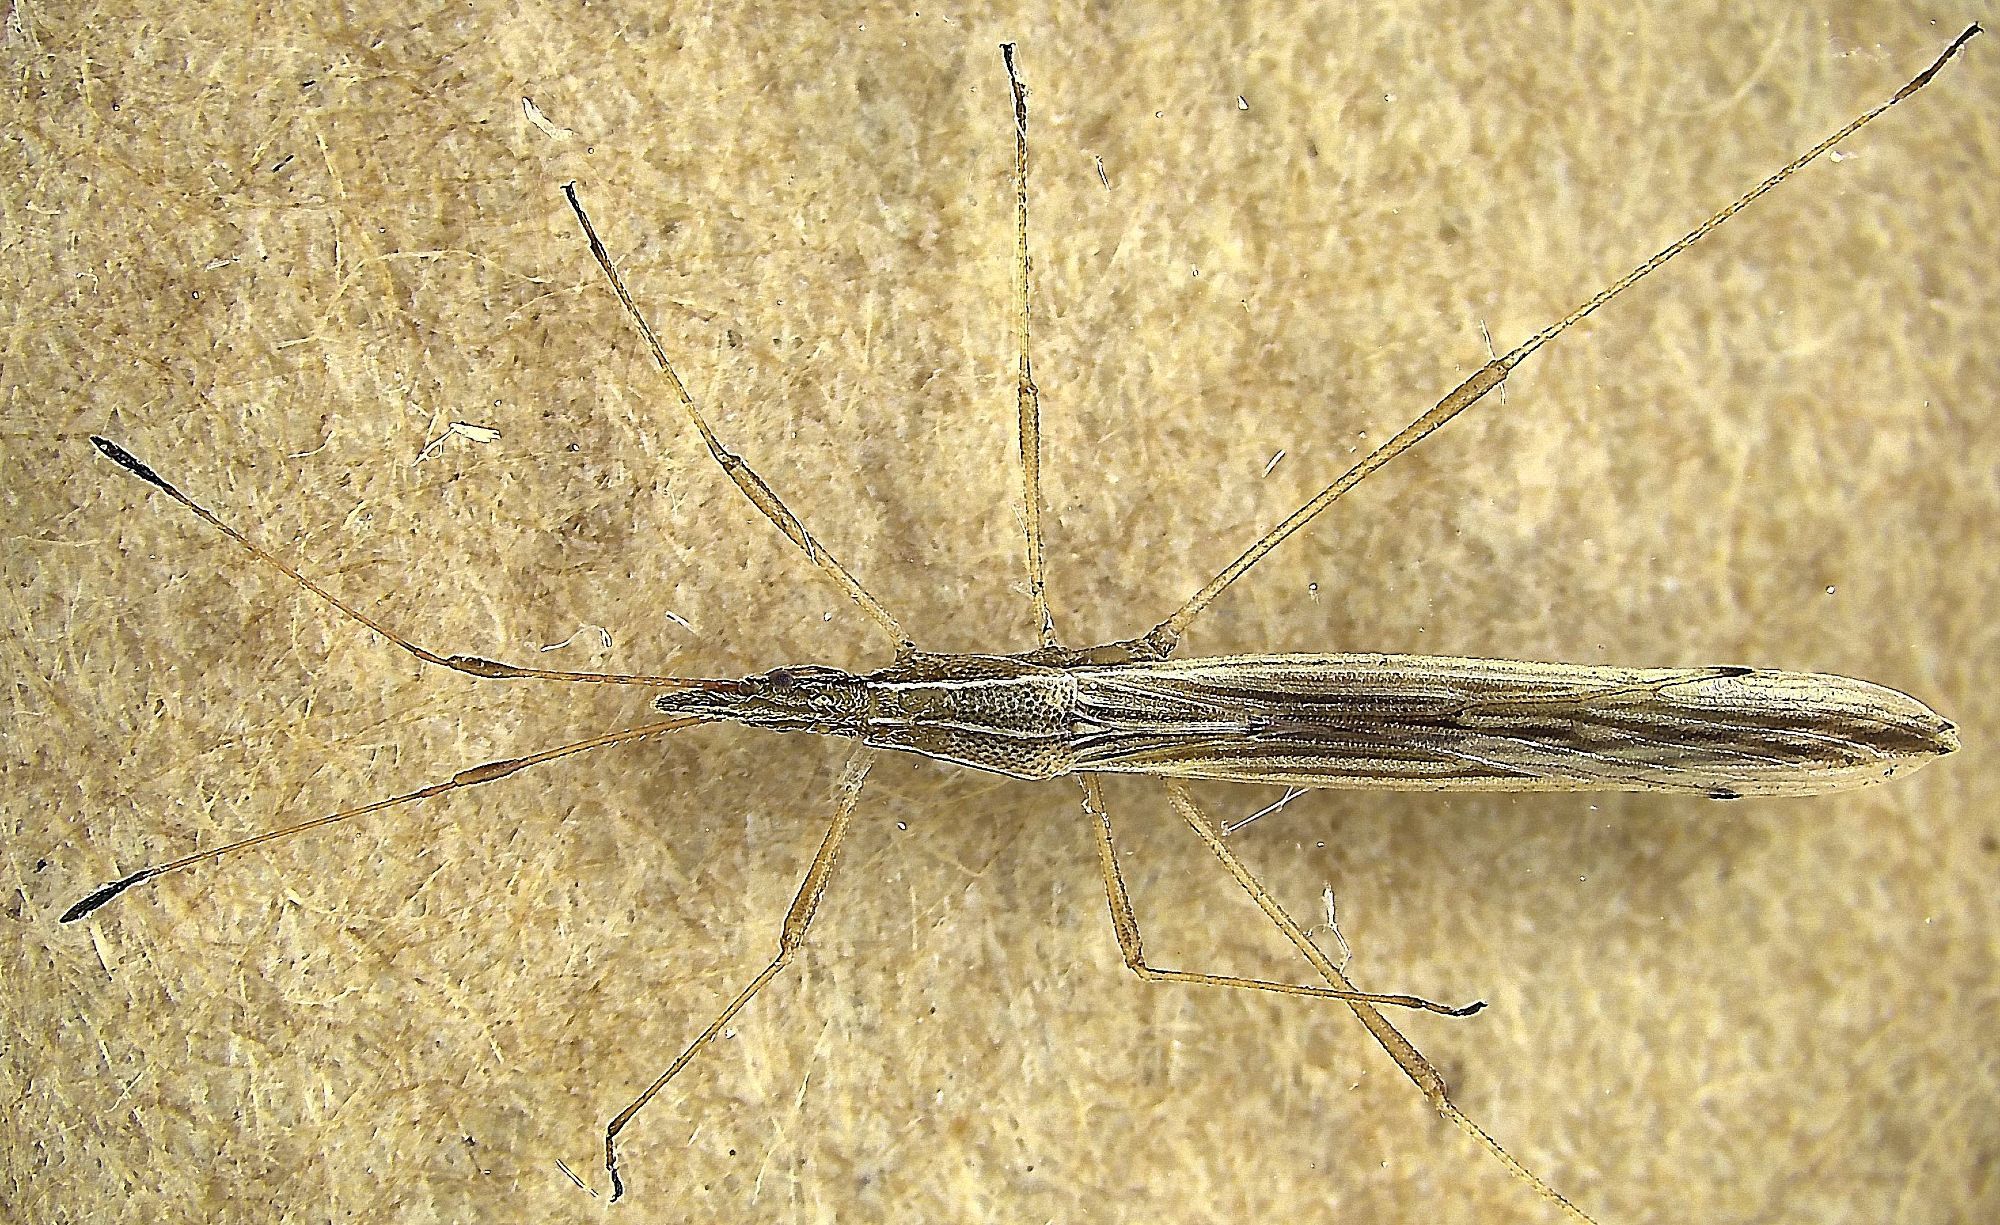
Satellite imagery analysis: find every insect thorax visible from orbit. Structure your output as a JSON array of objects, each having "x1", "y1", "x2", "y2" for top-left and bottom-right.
[{"x1": 859, "y1": 652, "x2": 1077, "y2": 780}]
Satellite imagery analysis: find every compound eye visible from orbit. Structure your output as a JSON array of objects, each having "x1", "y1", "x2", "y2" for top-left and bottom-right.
[{"x1": 765, "y1": 667, "x2": 796, "y2": 690}]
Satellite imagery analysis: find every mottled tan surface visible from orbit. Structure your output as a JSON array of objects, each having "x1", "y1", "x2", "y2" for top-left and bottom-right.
[{"x1": 5, "y1": 3, "x2": 1994, "y2": 1223}]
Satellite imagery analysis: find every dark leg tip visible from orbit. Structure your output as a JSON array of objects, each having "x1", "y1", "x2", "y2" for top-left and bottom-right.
[{"x1": 604, "y1": 1137, "x2": 626, "y2": 1202}]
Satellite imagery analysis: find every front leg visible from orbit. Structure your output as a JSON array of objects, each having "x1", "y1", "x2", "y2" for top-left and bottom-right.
[{"x1": 603, "y1": 754, "x2": 874, "y2": 1200}]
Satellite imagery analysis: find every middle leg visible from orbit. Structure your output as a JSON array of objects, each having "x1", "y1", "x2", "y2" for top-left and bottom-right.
[
  {"x1": 1077, "y1": 776, "x2": 1479, "y2": 1016},
  {"x1": 1001, "y1": 43, "x2": 1058, "y2": 648}
]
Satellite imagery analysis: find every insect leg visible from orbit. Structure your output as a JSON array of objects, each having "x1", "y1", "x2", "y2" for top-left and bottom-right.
[
  {"x1": 1001, "y1": 43, "x2": 1057, "y2": 648},
  {"x1": 1126, "y1": 25, "x2": 1979, "y2": 661},
  {"x1": 1162, "y1": 781, "x2": 1599, "y2": 1225},
  {"x1": 1076, "y1": 777, "x2": 1479, "y2": 1016},
  {"x1": 602, "y1": 752, "x2": 874, "y2": 1201},
  {"x1": 563, "y1": 186, "x2": 915, "y2": 656}
]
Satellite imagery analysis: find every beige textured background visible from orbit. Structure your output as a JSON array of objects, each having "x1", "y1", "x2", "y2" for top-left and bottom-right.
[{"x1": 5, "y1": 3, "x2": 1994, "y2": 1223}]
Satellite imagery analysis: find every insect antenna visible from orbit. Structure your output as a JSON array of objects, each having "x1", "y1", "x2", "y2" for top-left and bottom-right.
[
  {"x1": 61, "y1": 716, "x2": 701, "y2": 922},
  {"x1": 87, "y1": 434, "x2": 732, "y2": 689},
  {"x1": 68, "y1": 435, "x2": 744, "y2": 920}
]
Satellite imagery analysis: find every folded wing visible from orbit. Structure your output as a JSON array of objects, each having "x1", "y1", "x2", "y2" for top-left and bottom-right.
[{"x1": 1070, "y1": 654, "x2": 1955, "y2": 797}]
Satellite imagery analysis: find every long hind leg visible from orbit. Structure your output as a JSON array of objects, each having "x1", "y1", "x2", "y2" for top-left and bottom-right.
[
  {"x1": 1123, "y1": 27, "x2": 1978, "y2": 662},
  {"x1": 1156, "y1": 780, "x2": 1599, "y2": 1224}
]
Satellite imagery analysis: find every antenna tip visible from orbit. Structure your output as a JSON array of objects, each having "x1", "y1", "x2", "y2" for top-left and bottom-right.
[
  {"x1": 88, "y1": 435, "x2": 176, "y2": 494},
  {"x1": 60, "y1": 868, "x2": 157, "y2": 923}
]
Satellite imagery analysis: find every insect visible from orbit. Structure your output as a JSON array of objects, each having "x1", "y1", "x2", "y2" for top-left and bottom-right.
[{"x1": 62, "y1": 28, "x2": 1977, "y2": 1224}]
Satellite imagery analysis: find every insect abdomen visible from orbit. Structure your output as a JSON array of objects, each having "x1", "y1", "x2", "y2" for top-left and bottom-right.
[{"x1": 1067, "y1": 653, "x2": 1955, "y2": 796}]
